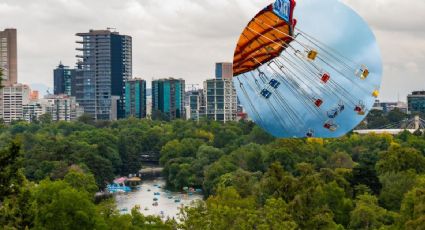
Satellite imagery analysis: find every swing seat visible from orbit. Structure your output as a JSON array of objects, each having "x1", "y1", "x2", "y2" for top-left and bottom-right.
[
  {"x1": 314, "y1": 99, "x2": 323, "y2": 107},
  {"x1": 354, "y1": 105, "x2": 366, "y2": 115},
  {"x1": 260, "y1": 89, "x2": 272, "y2": 99},
  {"x1": 327, "y1": 110, "x2": 338, "y2": 119},
  {"x1": 321, "y1": 73, "x2": 330, "y2": 83},
  {"x1": 324, "y1": 123, "x2": 338, "y2": 132},
  {"x1": 306, "y1": 131, "x2": 314, "y2": 138},
  {"x1": 307, "y1": 50, "x2": 318, "y2": 61},
  {"x1": 356, "y1": 65, "x2": 369, "y2": 80},
  {"x1": 269, "y1": 79, "x2": 281, "y2": 89},
  {"x1": 361, "y1": 69, "x2": 370, "y2": 79},
  {"x1": 354, "y1": 106, "x2": 363, "y2": 112}
]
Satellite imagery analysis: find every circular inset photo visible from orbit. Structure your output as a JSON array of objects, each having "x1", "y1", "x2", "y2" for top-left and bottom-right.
[{"x1": 232, "y1": 0, "x2": 382, "y2": 138}]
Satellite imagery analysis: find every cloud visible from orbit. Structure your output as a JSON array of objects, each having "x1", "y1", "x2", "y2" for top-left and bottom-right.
[
  {"x1": 342, "y1": 0, "x2": 425, "y2": 101},
  {"x1": 0, "y1": 0, "x2": 423, "y2": 102}
]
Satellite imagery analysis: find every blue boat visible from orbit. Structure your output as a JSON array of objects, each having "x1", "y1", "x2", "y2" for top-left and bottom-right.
[
  {"x1": 154, "y1": 192, "x2": 161, "y2": 196},
  {"x1": 107, "y1": 183, "x2": 131, "y2": 193}
]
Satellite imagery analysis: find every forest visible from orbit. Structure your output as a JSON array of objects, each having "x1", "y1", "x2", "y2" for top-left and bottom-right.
[{"x1": 1, "y1": 115, "x2": 425, "y2": 229}]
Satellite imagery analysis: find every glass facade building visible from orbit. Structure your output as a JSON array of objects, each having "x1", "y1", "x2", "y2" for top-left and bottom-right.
[
  {"x1": 53, "y1": 62, "x2": 75, "y2": 96},
  {"x1": 125, "y1": 79, "x2": 147, "y2": 118},
  {"x1": 75, "y1": 29, "x2": 132, "y2": 120},
  {"x1": 408, "y1": 91, "x2": 425, "y2": 114},
  {"x1": 152, "y1": 78, "x2": 185, "y2": 120},
  {"x1": 215, "y1": 62, "x2": 233, "y2": 80}
]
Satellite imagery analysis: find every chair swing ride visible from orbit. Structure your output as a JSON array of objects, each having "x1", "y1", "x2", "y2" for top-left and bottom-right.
[{"x1": 232, "y1": 0, "x2": 383, "y2": 138}]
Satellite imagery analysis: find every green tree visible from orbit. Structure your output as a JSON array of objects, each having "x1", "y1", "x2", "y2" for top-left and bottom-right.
[
  {"x1": 38, "y1": 113, "x2": 53, "y2": 124},
  {"x1": 203, "y1": 156, "x2": 238, "y2": 196},
  {"x1": 349, "y1": 194, "x2": 396, "y2": 229},
  {"x1": 399, "y1": 177, "x2": 425, "y2": 229},
  {"x1": 351, "y1": 154, "x2": 382, "y2": 195},
  {"x1": 256, "y1": 162, "x2": 297, "y2": 203},
  {"x1": 0, "y1": 141, "x2": 34, "y2": 229},
  {"x1": 245, "y1": 126, "x2": 275, "y2": 145},
  {"x1": 0, "y1": 140, "x2": 24, "y2": 198},
  {"x1": 77, "y1": 113, "x2": 95, "y2": 125},
  {"x1": 319, "y1": 181, "x2": 354, "y2": 226},
  {"x1": 379, "y1": 170, "x2": 417, "y2": 211},
  {"x1": 118, "y1": 128, "x2": 144, "y2": 175},
  {"x1": 376, "y1": 145, "x2": 425, "y2": 174},
  {"x1": 218, "y1": 169, "x2": 261, "y2": 197},
  {"x1": 179, "y1": 187, "x2": 297, "y2": 230},
  {"x1": 229, "y1": 143, "x2": 265, "y2": 172},
  {"x1": 31, "y1": 179, "x2": 104, "y2": 229},
  {"x1": 387, "y1": 108, "x2": 407, "y2": 123},
  {"x1": 64, "y1": 166, "x2": 98, "y2": 195},
  {"x1": 366, "y1": 109, "x2": 390, "y2": 129},
  {"x1": 327, "y1": 151, "x2": 355, "y2": 169}
]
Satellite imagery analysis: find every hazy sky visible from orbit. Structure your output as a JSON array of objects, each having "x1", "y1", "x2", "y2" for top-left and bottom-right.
[{"x1": 0, "y1": 0, "x2": 423, "y2": 101}]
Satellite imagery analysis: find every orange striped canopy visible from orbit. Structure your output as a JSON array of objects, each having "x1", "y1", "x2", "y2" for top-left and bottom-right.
[{"x1": 233, "y1": 1, "x2": 296, "y2": 76}]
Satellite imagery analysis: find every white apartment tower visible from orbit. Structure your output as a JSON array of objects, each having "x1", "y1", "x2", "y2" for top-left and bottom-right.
[
  {"x1": 203, "y1": 79, "x2": 237, "y2": 122},
  {"x1": 0, "y1": 84, "x2": 30, "y2": 123}
]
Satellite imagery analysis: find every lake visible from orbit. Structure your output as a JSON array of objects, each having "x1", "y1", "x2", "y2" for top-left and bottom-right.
[{"x1": 115, "y1": 178, "x2": 203, "y2": 220}]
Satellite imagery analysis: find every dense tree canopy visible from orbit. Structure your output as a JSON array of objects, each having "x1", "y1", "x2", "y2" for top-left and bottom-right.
[{"x1": 1, "y1": 118, "x2": 425, "y2": 229}]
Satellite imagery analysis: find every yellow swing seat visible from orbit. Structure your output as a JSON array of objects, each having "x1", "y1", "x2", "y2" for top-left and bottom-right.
[
  {"x1": 307, "y1": 50, "x2": 318, "y2": 61},
  {"x1": 361, "y1": 68, "x2": 370, "y2": 80}
]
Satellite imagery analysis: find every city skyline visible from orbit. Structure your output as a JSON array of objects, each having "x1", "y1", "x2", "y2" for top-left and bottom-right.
[{"x1": 0, "y1": 0, "x2": 424, "y2": 101}]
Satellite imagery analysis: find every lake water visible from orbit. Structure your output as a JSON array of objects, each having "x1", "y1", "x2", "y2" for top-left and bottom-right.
[{"x1": 115, "y1": 178, "x2": 203, "y2": 220}]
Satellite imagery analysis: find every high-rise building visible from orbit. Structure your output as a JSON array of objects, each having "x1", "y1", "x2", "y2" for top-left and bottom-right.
[
  {"x1": 125, "y1": 78, "x2": 147, "y2": 118},
  {"x1": 54, "y1": 62, "x2": 75, "y2": 96},
  {"x1": 23, "y1": 94, "x2": 83, "y2": 123},
  {"x1": 44, "y1": 94, "x2": 84, "y2": 121},
  {"x1": 75, "y1": 29, "x2": 132, "y2": 120},
  {"x1": 185, "y1": 89, "x2": 205, "y2": 121},
  {"x1": 204, "y1": 79, "x2": 237, "y2": 122},
  {"x1": 215, "y1": 62, "x2": 233, "y2": 80},
  {"x1": 408, "y1": 91, "x2": 425, "y2": 114},
  {"x1": 23, "y1": 99, "x2": 48, "y2": 123},
  {"x1": 146, "y1": 88, "x2": 152, "y2": 118},
  {"x1": 0, "y1": 29, "x2": 17, "y2": 86},
  {"x1": 152, "y1": 78, "x2": 185, "y2": 120},
  {"x1": 23, "y1": 90, "x2": 47, "y2": 122},
  {"x1": 0, "y1": 84, "x2": 31, "y2": 123},
  {"x1": 373, "y1": 100, "x2": 408, "y2": 114}
]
